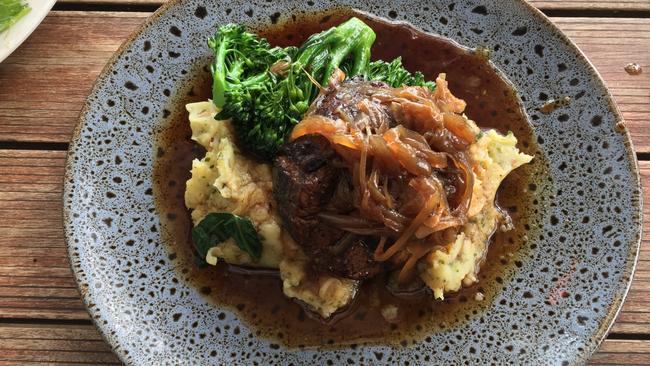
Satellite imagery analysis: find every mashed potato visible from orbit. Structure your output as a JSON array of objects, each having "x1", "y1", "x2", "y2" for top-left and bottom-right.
[
  {"x1": 279, "y1": 232, "x2": 358, "y2": 318},
  {"x1": 184, "y1": 100, "x2": 531, "y2": 316},
  {"x1": 418, "y1": 128, "x2": 532, "y2": 298},
  {"x1": 184, "y1": 101, "x2": 283, "y2": 268},
  {"x1": 185, "y1": 101, "x2": 357, "y2": 316}
]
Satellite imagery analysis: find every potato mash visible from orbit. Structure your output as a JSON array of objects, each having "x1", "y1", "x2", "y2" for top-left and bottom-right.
[
  {"x1": 185, "y1": 101, "x2": 357, "y2": 316},
  {"x1": 419, "y1": 127, "x2": 532, "y2": 299},
  {"x1": 185, "y1": 100, "x2": 531, "y2": 317}
]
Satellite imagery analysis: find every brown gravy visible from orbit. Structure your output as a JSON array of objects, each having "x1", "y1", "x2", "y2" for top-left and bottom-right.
[{"x1": 153, "y1": 10, "x2": 538, "y2": 348}]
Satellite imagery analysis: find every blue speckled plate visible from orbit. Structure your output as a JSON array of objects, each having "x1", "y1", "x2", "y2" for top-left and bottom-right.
[{"x1": 64, "y1": 0, "x2": 642, "y2": 364}]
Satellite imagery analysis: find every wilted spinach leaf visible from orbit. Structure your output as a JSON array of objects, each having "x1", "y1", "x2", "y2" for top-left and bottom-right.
[{"x1": 191, "y1": 212, "x2": 262, "y2": 264}]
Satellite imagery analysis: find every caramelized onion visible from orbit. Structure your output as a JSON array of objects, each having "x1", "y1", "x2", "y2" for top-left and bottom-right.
[
  {"x1": 318, "y1": 213, "x2": 396, "y2": 237},
  {"x1": 397, "y1": 241, "x2": 437, "y2": 284},
  {"x1": 291, "y1": 72, "x2": 477, "y2": 282},
  {"x1": 291, "y1": 115, "x2": 347, "y2": 141},
  {"x1": 443, "y1": 113, "x2": 476, "y2": 144},
  {"x1": 374, "y1": 194, "x2": 438, "y2": 261},
  {"x1": 449, "y1": 152, "x2": 473, "y2": 217},
  {"x1": 368, "y1": 135, "x2": 402, "y2": 176}
]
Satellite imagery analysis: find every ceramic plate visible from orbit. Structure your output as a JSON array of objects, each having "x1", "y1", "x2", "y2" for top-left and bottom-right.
[
  {"x1": 0, "y1": 0, "x2": 56, "y2": 63},
  {"x1": 64, "y1": 0, "x2": 642, "y2": 364}
]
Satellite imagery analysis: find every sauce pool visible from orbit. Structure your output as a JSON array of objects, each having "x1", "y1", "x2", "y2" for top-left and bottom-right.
[{"x1": 153, "y1": 10, "x2": 539, "y2": 348}]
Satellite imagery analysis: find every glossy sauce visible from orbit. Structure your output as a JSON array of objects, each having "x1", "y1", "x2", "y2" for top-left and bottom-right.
[{"x1": 153, "y1": 10, "x2": 538, "y2": 348}]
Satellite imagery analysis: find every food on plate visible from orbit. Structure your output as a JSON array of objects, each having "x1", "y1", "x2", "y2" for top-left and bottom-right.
[
  {"x1": 0, "y1": 0, "x2": 30, "y2": 33},
  {"x1": 209, "y1": 18, "x2": 433, "y2": 159},
  {"x1": 184, "y1": 17, "x2": 532, "y2": 319}
]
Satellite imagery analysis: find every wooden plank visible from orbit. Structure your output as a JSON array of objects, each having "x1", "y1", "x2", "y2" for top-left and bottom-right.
[
  {"x1": 530, "y1": 0, "x2": 650, "y2": 11},
  {"x1": 0, "y1": 324, "x2": 121, "y2": 365},
  {"x1": 0, "y1": 12, "x2": 648, "y2": 151},
  {"x1": 591, "y1": 340, "x2": 650, "y2": 365},
  {"x1": 0, "y1": 150, "x2": 89, "y2": 321},
  {"x1": 0, "y1": 322, "x2": 647, "y2": 365},
  {"x1": 552, "y1": 17, "x2": 650, "y2": 153},
  {"x1": 0, "y1": 155, "x2": 648, "y2": 327},
  {"x1": 0, "y1": 11, "x2": 148, "y2": 144},
  {"x1": 53, "y1": 0, "x2": 650, "y2": 12}
]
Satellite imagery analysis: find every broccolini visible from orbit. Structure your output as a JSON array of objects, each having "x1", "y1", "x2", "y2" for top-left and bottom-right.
[{"x1": 209, "y1": 17, "x2": 436, "y2": 160}]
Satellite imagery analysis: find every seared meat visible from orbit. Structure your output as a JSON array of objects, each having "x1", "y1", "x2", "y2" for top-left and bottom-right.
[
  {"x1": 274, "y1": 74, "x2": 477, "y2": 283},
  {"x1": 307, "y1": 77, "x2": 396, "y2": 132},
  {"x1": 273, "y1": 134, "x2": 384, "y2": 280}
]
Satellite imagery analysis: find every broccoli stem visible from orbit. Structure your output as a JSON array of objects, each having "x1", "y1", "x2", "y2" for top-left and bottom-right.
[
  {"x1": 350, "y1": 30, "x2": 375, "y2": 76},
  {"x1": 210, "y1": 35, "x2": 229, "y2": 107},
  {"x1": 296, "y1": 17, "x2": 376, "y2": 85}
]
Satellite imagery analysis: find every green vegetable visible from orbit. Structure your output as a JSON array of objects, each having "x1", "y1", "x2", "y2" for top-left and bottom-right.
[
  {"x1": 209, "y1": 17, "x2": 436, "y2": 160},
  {"x1": 366, "y1": 57, "x2": 436, "y2": 90},
  {"x1": 0, "y1": 0, "x2": 30, "y2": 33},
  {"x1": 192, "y1": 212, "x2": 262, "y2": 264}
]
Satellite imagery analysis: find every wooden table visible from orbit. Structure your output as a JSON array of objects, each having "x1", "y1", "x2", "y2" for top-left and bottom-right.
[{"x1": 0, "y1": 1, "x2": 648, "y2": 364}]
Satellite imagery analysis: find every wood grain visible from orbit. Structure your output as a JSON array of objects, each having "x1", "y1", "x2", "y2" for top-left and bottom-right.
[
  {"x1": 0, "y1": 152, "x2": 648, "y2": 324},
  {"x1": 0, "y1": 11, "x2": 148, "y2": 144},
  {"x1": 0, "y1": 323, "x2": 647, "y2": 365},
  {"x1": 0, "y1": 324, "x2": 121, "y2": 365},
  {"x1": 0, "y1": 12, "x2": 648, "y2": 152},
  {"x1": 0, "y1": 150, "x2": 89, "y2": 320},
  {"x1": 530, "y1": 0, "x2": 650, "y2": 11},
  {"x1": 591, "y1": 340, "x2": 650, "y2": 365},
  {"x1": 53, "y1": 0, "x2": 650, "y2": 12}
]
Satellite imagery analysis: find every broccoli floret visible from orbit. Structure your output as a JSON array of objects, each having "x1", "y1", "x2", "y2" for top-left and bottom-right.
[
  {"x1": 366, "y1": 57, "x2": 436, "y2": 89},
  {"x1": 209, "y1": 17, "x2": 435, "y2": 160}
]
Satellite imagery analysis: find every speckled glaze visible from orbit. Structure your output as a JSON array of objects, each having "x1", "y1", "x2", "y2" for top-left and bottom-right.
[{"x1": 64, "y1": 0, "x2": 642, "y2": 364}]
